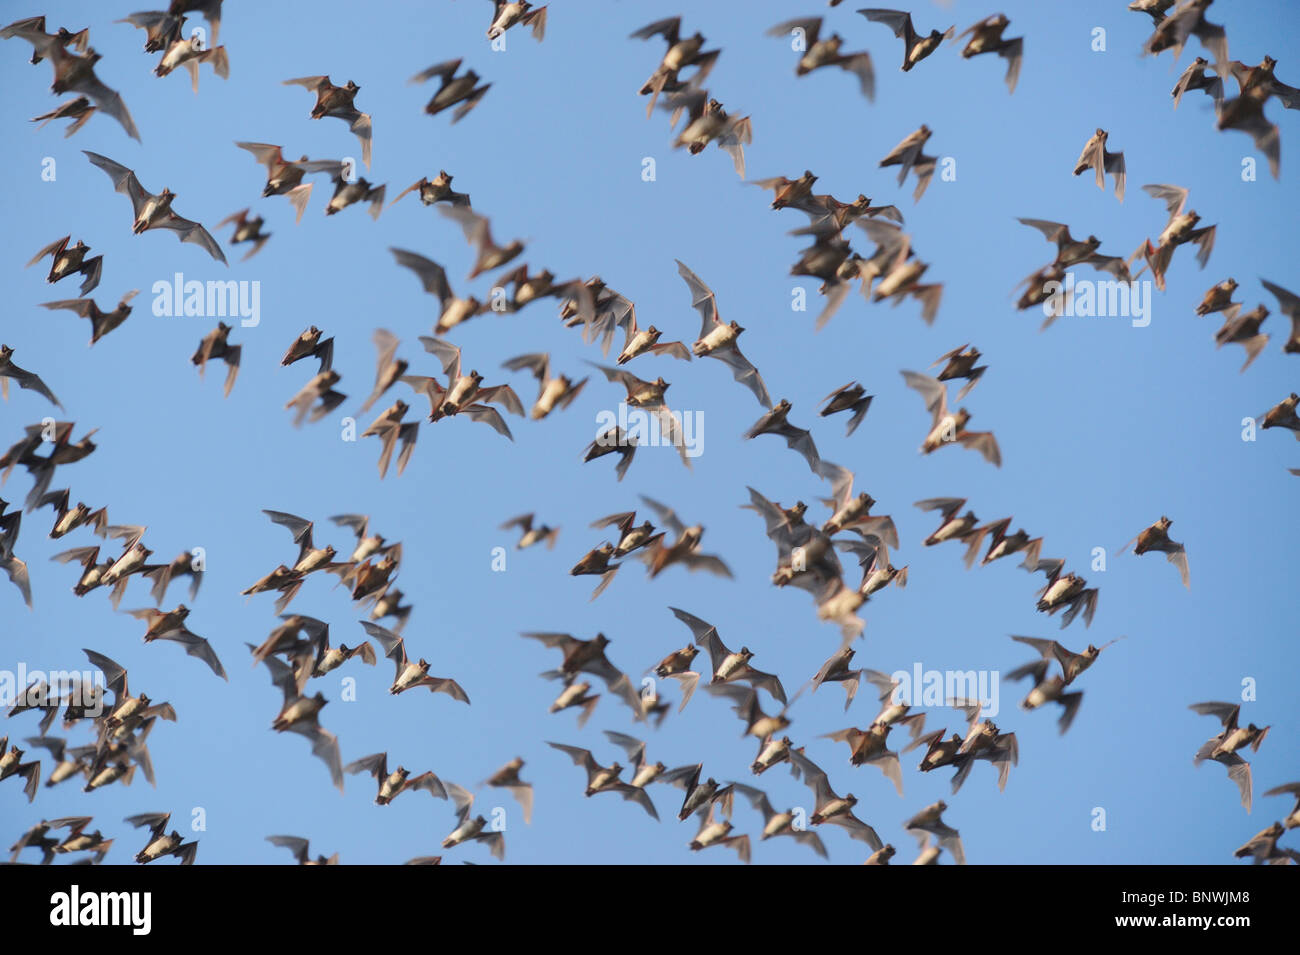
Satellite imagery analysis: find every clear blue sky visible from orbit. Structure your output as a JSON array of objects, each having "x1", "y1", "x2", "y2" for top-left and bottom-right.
[{"x1": 2, "y1": 0, "x2": 1297, "y2": 864}]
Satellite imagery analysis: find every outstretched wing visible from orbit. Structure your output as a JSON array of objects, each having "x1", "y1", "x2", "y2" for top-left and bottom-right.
[
  {"x1": 154, "y1": 213, "x2": 228, "y2": 265},
  {"x1": 83, "y1": 151, "x2": 148, "y2": 217},
  {"x1": 675, "y1": 259, "x2": 722, "y2": 339},
  {"x1": 709, "y1": 344, "x2": 772, "y2": 409}
]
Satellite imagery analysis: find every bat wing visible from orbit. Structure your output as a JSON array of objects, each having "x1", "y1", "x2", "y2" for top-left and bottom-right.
[
  {"x1": 84, "y1": 151, "x2": 148, "y2": 214},
  {"x1": 74, "y1": 77, "x2": 140, "y2": 142},
  {"x1": 156, "y1": 213, "x2": 228, "y2": 265},
  {"x1": 710, "y1": 344, "x2": 771, "y2": 408},
  {"x1": 391, "y1": 248, "x2": 453, "y2": 308}
]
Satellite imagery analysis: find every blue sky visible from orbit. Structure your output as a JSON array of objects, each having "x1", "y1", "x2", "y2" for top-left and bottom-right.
[{"x1": 1, "y1": 0, "x2": 1297, "y2": 865}]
